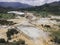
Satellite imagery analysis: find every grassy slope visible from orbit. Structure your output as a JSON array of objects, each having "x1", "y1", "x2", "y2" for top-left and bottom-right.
[{"x1": 0, "y1": 13, "x2": 15, "y2": 19}]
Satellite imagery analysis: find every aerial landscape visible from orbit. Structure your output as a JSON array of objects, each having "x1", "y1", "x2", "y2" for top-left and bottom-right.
[{"x1": 0, "y1": 0, "x2": 60, "y2": 45}]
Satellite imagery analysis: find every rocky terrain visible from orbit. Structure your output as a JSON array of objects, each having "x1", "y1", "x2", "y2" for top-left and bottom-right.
[{"x1": 0, "y1": 12, "x2": 60, "y2": 45}]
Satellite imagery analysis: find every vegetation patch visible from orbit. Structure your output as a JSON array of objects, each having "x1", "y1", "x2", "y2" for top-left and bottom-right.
[
  {"x1": 6, "y1": 28, "x2": 19, "y2": 40},
  {"x1": 0, "y1": 19, "x2": 16, "y2": 25},
  {"x1": 0, "y1": 39, "x2": 27, "y2": 45},
  {"x1": 0, "y1": 13, "x2": 15, "y2": 19},
  {"x1": 45, "y1": 27, "x2": 60, "y2": 44}
]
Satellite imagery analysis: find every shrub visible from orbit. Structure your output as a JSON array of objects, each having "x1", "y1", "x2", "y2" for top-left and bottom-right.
[
  {"x1": 6, "y1": 28, "x2": 19, "y2": 40},
  {"x1": 0, "y1": 39, "x2": 6, "y2": 43}
]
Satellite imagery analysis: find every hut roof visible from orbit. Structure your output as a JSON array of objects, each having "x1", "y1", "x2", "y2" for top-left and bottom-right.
[{"x1": 8, "y1": 11, "x2": 25, "y2": 15}]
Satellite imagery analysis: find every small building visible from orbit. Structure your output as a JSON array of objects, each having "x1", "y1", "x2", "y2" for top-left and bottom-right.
[
  {"x1": 8, "y1": 11, "x2": 25, "y2": 18},
  {"x1": 8, "y1": 11, "x2": 25, "y2": 15}
]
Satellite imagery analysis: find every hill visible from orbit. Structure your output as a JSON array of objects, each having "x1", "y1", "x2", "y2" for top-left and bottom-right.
[
  {"x1": 0, "y1": 2, "x2": 32, "y2": 8},
  {"x1": 20, "y1": 1, "x2": 60, "y2": 15},
  {"x1": 0, "y1": 1, "x2": 60, "y2": 15}
]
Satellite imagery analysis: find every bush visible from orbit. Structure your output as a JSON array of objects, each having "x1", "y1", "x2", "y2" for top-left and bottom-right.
[
  {"x1": 51, "y1": 30, "x2": 60, "y2": 44},
  {"x1": 12, "y1": 39, "x2": 26, "y2": 45},
  {"x1": 0, "y1": 39, "x2": 6, "y2": 43},
  {"x1": 6, "y1": 28, "x2": 19, "y2": 40},
  {"x1": 0, "y1": 19, "x2": 16, "y2": 25}
]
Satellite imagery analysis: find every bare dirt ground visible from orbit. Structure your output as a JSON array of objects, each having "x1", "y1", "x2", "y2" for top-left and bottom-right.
[{"x1": 0, "y1": 15, "x2": 59, "y2": 45}]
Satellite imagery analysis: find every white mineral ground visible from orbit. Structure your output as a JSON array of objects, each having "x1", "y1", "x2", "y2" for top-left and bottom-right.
[{"x1": 17, "y1": 25, "x2": 50, "y2": 45}]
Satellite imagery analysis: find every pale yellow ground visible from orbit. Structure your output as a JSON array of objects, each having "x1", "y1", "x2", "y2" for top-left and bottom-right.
[
  {"x1": 0, "y1": 28, "x2": 8, "y2": 41},
  {"x1": 8, "y1": 32, "x2": 53, "y2": 45},
  {"x1": 0, "y1": 17, "x2": 54, "y2": 45}
]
